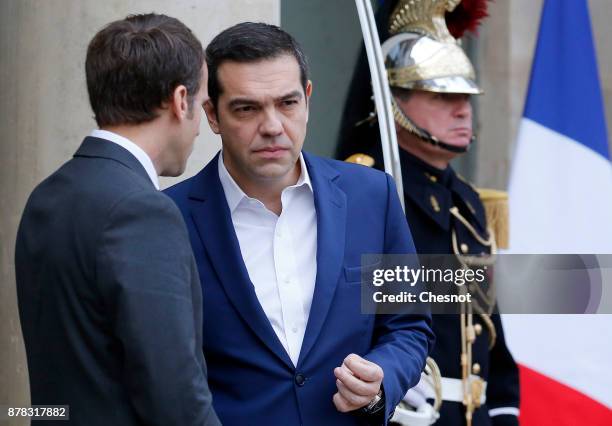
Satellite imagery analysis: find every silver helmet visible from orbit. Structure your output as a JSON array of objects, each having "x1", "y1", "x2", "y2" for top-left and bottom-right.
[{"x1": 384, "y1": 0, "x2": 485, "y2": 153}]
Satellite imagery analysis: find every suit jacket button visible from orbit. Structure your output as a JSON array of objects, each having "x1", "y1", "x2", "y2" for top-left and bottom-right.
[{"x1": 295, "y1": 373, "x2": 306, "y2": 386}]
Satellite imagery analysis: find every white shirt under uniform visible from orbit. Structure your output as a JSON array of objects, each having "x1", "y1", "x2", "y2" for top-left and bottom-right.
[{"x1": 218, "y1": 152, "x2": 317, "y2": 366}]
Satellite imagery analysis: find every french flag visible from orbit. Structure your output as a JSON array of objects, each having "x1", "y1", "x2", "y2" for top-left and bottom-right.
[{"x1": 505, "y1": 0, "x2": 612, "y2": 424}]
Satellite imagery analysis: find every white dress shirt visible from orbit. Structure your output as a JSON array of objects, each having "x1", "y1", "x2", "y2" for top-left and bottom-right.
[
  {"x1": 90, "y1": 129, "x2": 160, "y2": 190},
  {"x1": 218, "y1": 152, "x2": 317, "y2": 366}
]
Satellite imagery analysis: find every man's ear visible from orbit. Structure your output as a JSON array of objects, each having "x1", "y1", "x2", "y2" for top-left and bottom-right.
[
  {"x1": 171, "y1": 84, "x2": 189, "y2": 121},
  {"x1": 203, "y1": 99, "x2": 220, "y2": 134},
  {"x1": 305, "y1": 80, "x2": 313, "y2": 122}
]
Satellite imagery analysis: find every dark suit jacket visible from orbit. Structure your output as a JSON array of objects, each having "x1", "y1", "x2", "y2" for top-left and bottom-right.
[
  {"x1": 15, "y1": 136, "x2": 220, "y2": 426},
  {"x1": 165, "y1": 152, "x2": 435, "y2": 425}
]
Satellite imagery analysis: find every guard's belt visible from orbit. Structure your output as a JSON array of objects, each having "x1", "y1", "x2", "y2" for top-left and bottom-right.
[
  {"x1": 440, "y1": 376, "x2": 487, "y2": 404},
  {"x1": 391, "y1": 376, "x2": 488, "y2": 426}
]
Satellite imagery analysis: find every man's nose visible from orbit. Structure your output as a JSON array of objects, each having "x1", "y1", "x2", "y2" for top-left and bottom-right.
[
  {"x1": 259, "y1": 108, "x2": 283, "y2": 137},
  {"x1": 454, "y1": 98, "x2": 472, "y2": 119}
]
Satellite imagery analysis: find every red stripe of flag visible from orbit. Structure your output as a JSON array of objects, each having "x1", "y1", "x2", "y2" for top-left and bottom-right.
[{"x1": 519, "y1": 364, "x2": 612, "y2": 425}]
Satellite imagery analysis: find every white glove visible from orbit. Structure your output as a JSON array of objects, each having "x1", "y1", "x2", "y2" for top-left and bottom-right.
[
  {"x1": 403, "y1": 372, "x2": 436, "y2": 409},
  {"x1": 390, "y1": 373, "x2": 439, "y2": 426}
]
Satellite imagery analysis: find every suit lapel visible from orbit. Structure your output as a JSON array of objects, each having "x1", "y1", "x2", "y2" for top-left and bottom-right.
[
  {"x1": 298, "y1": 153, "x2": 347, "y2": 366},
  {"x1": 188, "y1": 154, "x2": 294, "y2": 369}
]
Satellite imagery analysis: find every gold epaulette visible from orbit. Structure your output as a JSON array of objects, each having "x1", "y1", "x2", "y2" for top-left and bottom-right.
[
  {"x1": 475, "y1": 188, "x2": 509, "y2": 249},
  {"x1": 345, "y1": 153, "x2": 375, "y2": 168}
]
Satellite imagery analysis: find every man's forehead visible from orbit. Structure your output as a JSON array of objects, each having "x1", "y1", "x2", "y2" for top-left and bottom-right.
[{"x1": 217, "y1": 56, "x2": 302, "y2": 99}]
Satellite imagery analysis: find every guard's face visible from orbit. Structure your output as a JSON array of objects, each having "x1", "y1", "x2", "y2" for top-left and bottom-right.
[
  {"x1": 396, "y1": 91, "x2": 473, "y2": 148},
  {"x1": 205, "y1": 55, "x2": 312, "y2": 186}
]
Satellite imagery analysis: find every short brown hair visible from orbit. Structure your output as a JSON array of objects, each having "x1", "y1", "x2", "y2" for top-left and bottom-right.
[{"x1": 86, "y1": 13, "x2": 204, "y2": 127}]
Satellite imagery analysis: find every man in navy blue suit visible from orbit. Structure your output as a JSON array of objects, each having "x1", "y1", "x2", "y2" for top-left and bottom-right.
[
  {"x1": 166, "y1": 22, "x2": 434, "y2": 425},
  {"x1": 16, "y1": 14, "x2": 219, "y2": 426}
]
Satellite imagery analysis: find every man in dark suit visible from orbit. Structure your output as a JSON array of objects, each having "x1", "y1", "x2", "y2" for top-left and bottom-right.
[
  {"x1": 15, "y1": 14, "x2": 220, "y2": 426},
  {"x1": 165, "y1": 22, "x2": 434, "y2": 425}
]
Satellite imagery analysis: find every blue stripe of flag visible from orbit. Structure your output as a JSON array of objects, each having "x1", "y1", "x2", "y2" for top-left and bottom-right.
[{"x1": 524, "y1": 0, "x2": 609, "y2": 160}]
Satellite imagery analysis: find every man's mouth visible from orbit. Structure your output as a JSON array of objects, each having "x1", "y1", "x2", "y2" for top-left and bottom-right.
[
  {"x1": 256, "y1": 146, "x2": 287, "y2": 152},
  {"x1": 253, "y1": 146, "x2": 290, "y2": 159}
]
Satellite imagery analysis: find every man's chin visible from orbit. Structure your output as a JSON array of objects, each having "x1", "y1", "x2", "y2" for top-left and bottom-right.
[
  {"x1": 256, "y1": 166, "x2": 291, "y2": 179},
  {"x1": 253, "y1": 161, "x2": 297, "y2": 180},
  {"x1": 160, "y1": 162, "x2": 187, "y2": 178},
  {"x1": 443, "y1": 137, "x2": 472, "y2": 149}
]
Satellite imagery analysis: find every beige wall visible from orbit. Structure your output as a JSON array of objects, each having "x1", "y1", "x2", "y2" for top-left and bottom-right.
[
  {"x1": 477, "y1": 0, "x2": 612, "y2": 189},
  {"x1": 0, "y1": 1, "x2": 278, "y2": 424}
]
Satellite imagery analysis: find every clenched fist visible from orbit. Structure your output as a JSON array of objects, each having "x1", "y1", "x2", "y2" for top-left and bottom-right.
[{"x1": 333, "y1": 353, "x2": 384, "y2": 413}]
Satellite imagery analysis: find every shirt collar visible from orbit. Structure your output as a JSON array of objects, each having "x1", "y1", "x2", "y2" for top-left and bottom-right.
[
  {"x1": 90, "y1": 129, "x2": 160, "y2": 190},
  {"x1": 217, "y1": 150, "x2": 313, "y2": 214}
]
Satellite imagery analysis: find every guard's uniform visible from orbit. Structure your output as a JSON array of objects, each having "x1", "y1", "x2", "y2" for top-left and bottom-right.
[
  {"x1": 337, "y1": 0, "x2": 522, "y2": 423},
  {"x1": 398, "y1": 149, "x2": 520, "y2": 426}
]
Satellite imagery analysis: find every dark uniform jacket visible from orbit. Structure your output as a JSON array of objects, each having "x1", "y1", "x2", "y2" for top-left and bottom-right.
[{"x1": 399, "y1": 149, "x2": 520, "y2": 426}]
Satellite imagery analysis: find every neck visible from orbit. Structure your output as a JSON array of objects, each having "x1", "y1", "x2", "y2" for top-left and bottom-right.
[
  {"x1": 101, "y1": 123, "x2": 167, "y2": 175},
  {"x1": 398, "y1": 133, "x2": 452, "y2": 170},
  {"x1": 224, "y1": 156, "x2": 301, "y2": 216}
]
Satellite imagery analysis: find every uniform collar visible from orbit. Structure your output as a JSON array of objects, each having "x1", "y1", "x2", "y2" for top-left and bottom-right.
[{"x1": 400, "y1": 150, "x2": 486, "y2": 232}]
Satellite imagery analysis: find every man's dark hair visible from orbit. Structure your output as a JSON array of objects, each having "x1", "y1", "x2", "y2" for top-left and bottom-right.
[
  {"x1": 86, "y1": 13, "x2": 204, "y2": 127},
  {"x1": 205, "y1": 22, "x2": 309, "y2": 109}
]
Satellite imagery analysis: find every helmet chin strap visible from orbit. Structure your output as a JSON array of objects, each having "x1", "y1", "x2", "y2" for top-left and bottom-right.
[{"x1": 391, "y1": 97, "x2": 473, "y2": 154}]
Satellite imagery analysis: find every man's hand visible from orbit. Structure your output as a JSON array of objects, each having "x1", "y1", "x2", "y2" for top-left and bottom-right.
[{"x1": 333, "y1": 353, "x2": 384, "y2": 413}]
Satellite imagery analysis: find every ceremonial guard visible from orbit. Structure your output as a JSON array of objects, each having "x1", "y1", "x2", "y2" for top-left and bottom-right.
[{"x1": 338, "y1": 1, "x2": 520, "y2": 425}]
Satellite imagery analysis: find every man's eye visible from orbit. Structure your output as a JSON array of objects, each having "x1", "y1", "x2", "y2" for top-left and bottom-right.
[
  {"x1": 282, "y1": 100, "x2": 298, "y2": 107},
  {"x1": 236, "y1": 106, "x2": 255, "y2": 113}
]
